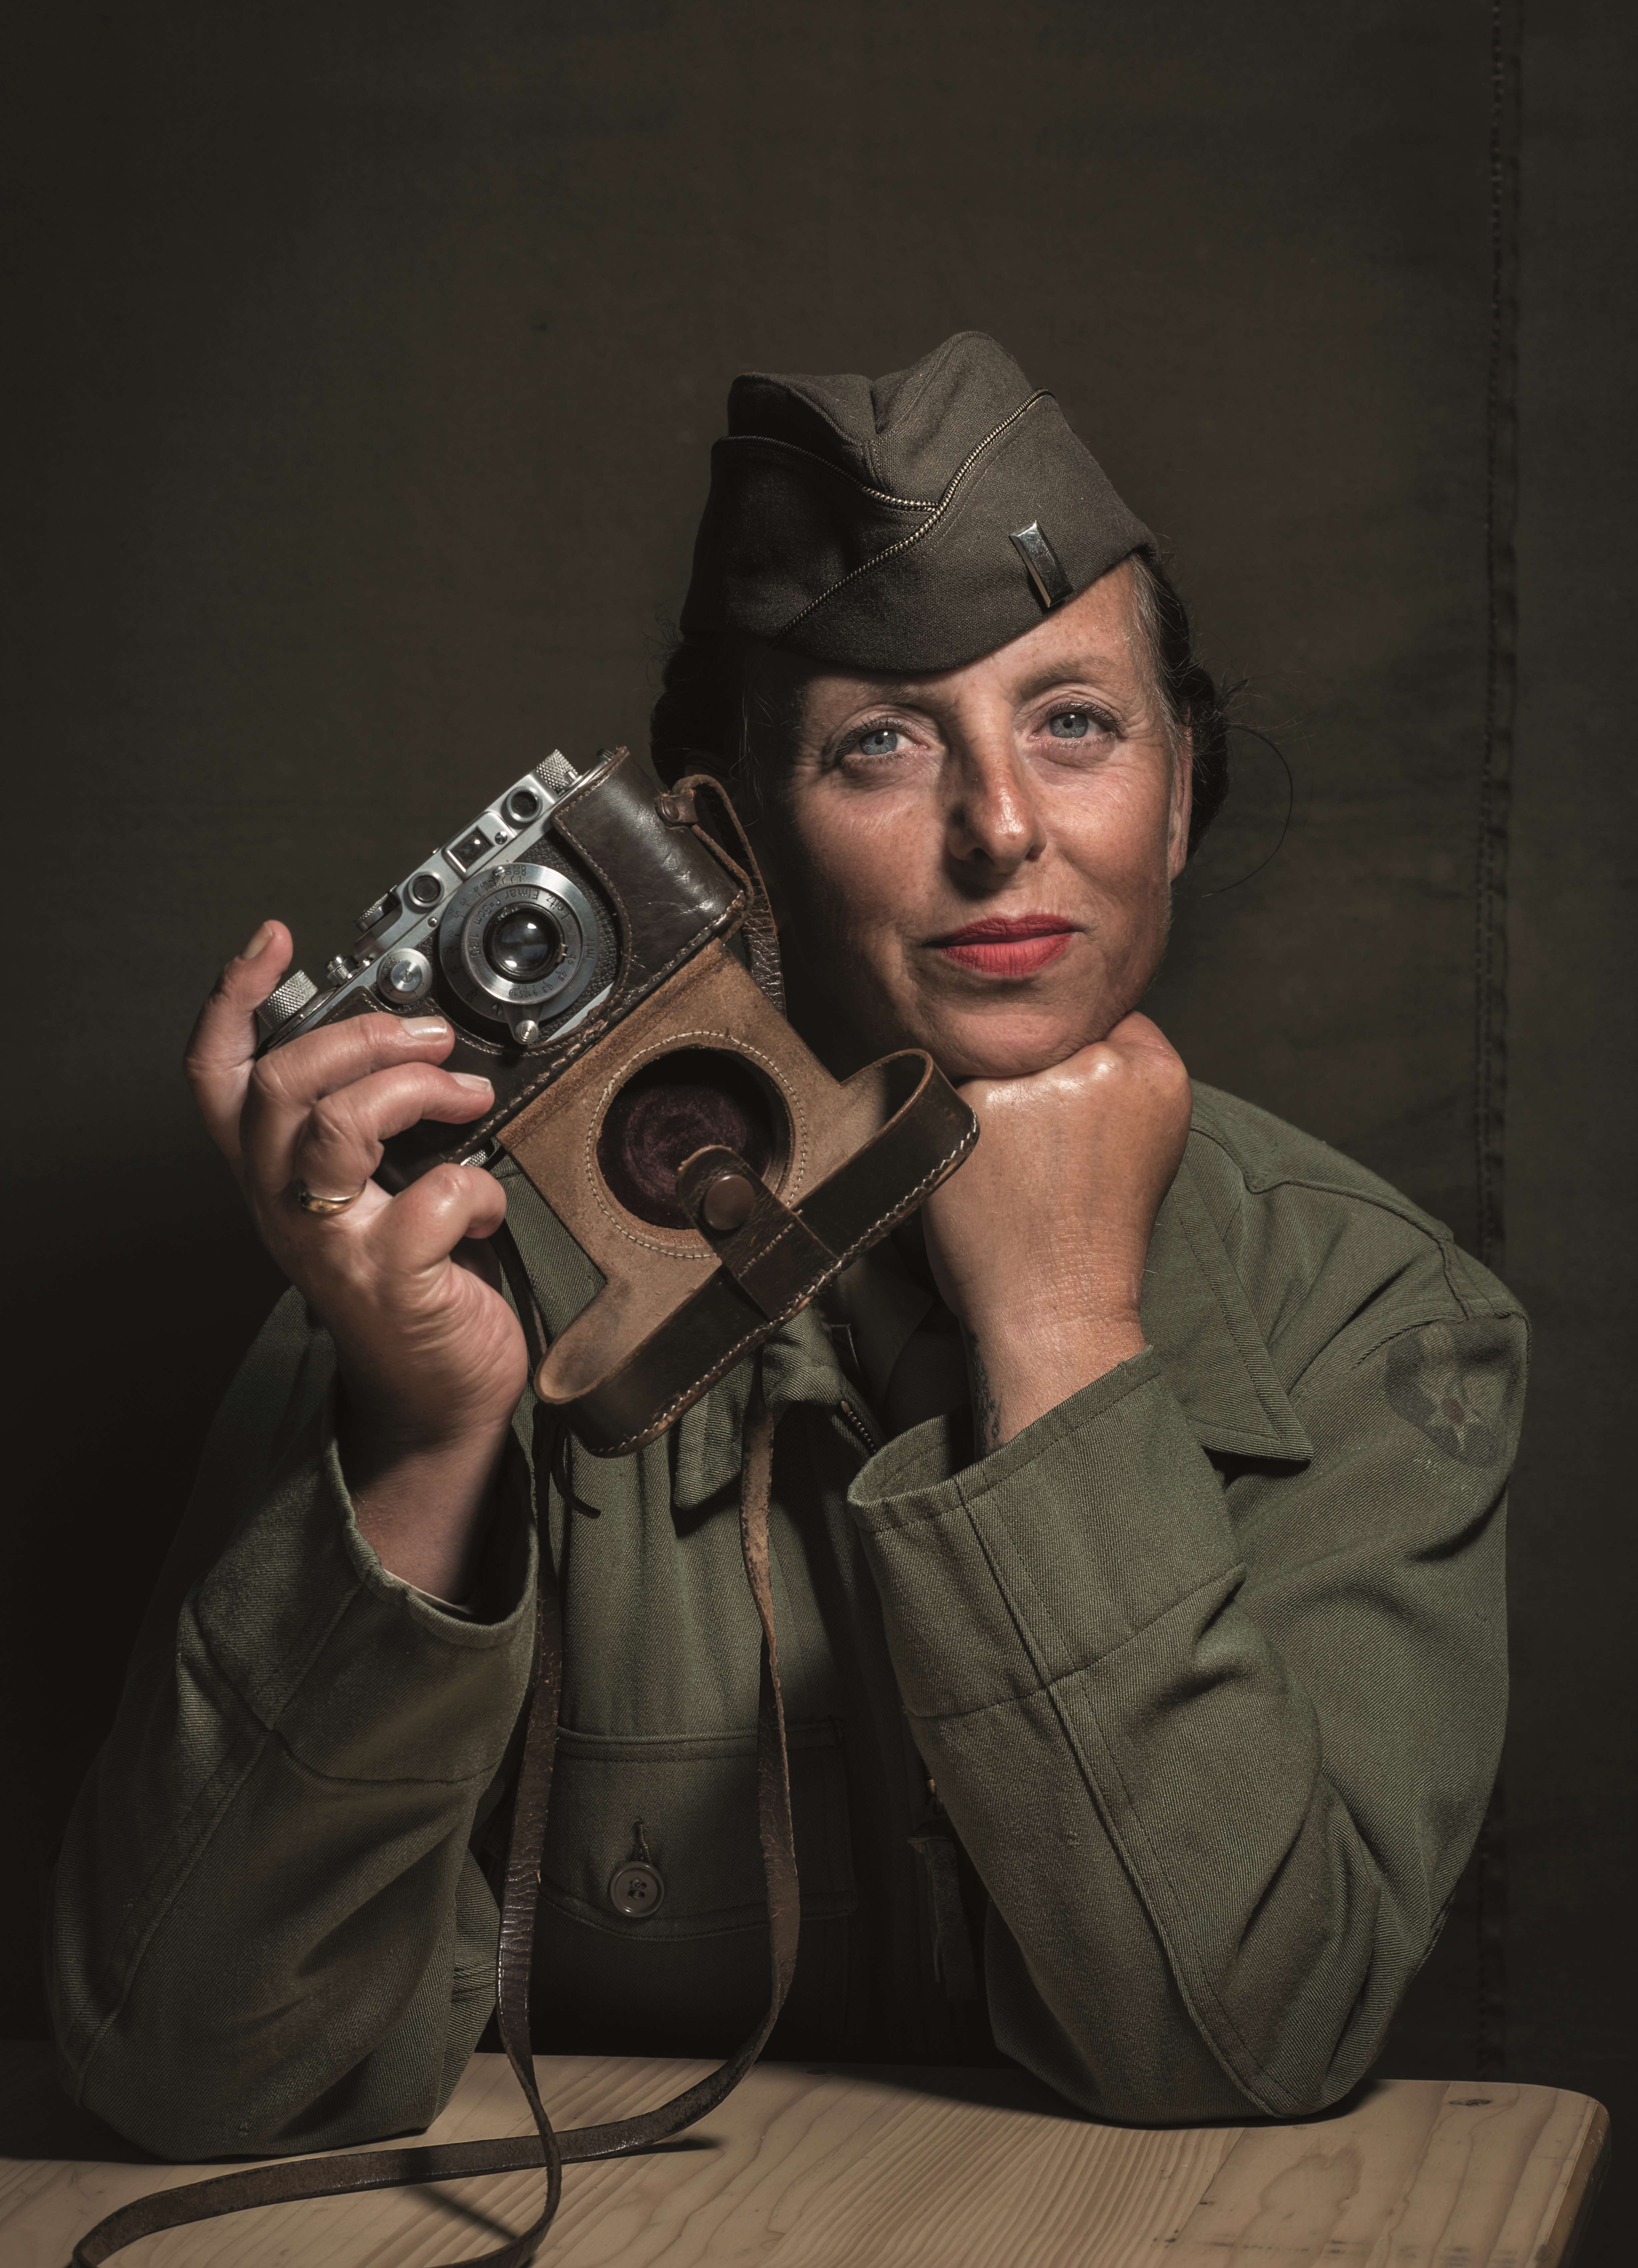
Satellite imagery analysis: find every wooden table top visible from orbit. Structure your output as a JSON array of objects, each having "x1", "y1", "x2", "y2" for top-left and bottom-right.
[{"x1": 0, "y1": 2041, "x2": 1607, "y2": 2268}]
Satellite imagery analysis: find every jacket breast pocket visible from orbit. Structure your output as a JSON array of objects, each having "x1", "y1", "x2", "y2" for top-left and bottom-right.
[{"x1": 529, "y1": 1718, "x2": 858, "y2": 2057}]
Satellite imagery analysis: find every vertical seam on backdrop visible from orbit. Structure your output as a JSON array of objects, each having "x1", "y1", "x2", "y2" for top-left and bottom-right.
[{"x1": 1474, "y1": 0, "x2": 1522, "y2": 2085}]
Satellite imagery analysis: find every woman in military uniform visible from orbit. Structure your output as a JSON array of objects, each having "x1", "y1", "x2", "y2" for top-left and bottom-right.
[{"x1": 47, "y1": 333, "x2": 1525, "y2": 2156}]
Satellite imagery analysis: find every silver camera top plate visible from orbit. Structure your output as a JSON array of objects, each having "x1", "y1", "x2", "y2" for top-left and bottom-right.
[{"x1": 257, "y1": 751, "x2": 596, "y2": 1051}]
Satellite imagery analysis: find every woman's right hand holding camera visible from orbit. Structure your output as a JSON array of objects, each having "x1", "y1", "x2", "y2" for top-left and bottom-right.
[{"x1": 185, "y1": 921, "x2": 530, "y2": 1601}]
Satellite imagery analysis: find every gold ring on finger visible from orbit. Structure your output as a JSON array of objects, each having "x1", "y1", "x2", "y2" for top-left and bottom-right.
[{"x1": 292, "y1": 1178, "x2": 366, "y2": 1218}]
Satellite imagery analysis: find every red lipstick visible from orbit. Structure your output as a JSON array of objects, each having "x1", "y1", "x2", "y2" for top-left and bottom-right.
[{"x1": 930, "y1": 914, "x2": 1076, "y2": 978}]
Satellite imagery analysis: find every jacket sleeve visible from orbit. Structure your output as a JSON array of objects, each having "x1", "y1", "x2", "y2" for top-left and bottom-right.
[
  {"x1": 45, "y1": 1289, "x2": 538, "y2": 2160},
  {"x1": 845, "y1": 1293, "x2": 1521, "y2": 2123}
]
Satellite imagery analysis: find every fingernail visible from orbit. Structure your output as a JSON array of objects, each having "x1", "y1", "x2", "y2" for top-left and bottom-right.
[
  {"x1": 451, "y1": 1072, "x2": 493, "y2": 1094},
  {"x1": 238, "y1": 921, "x2": 273, "y2": 961},
  {"x1": 402, "y1": 1017, "x2": 451, "y2": 1039}
]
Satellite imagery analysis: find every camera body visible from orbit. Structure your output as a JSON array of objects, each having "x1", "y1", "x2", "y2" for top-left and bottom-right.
[
  {"x1": 257, "y1": 747, "x2": 744, "y2": 1190},
  {"x1": 257, "y1": 746, "x2": 976, "y2": 1453}
]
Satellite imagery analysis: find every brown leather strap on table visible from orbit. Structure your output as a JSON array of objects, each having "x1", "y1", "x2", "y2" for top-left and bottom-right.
[{"x1": 70, "y1": 1353, "x2": 797, "y2": 2268}]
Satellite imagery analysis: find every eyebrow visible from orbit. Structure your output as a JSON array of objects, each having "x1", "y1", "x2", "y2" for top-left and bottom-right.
[
  {"x1": 861, "y1": 651, "x2": 1130, "y2": 709},
  {"x1": 1008, "y1": 654, "x2": 1129, "y2": 704}
]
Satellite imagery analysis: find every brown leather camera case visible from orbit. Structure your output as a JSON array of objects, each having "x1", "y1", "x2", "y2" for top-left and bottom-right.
[{"x1": 496, "y1": 771, "x2": 977, "y2": 1453}]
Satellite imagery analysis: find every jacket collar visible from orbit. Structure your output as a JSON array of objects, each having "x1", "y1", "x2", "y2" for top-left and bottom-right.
[{"x1": 1141, "y1": 1154, "x2": 1312, "y2": 1464}]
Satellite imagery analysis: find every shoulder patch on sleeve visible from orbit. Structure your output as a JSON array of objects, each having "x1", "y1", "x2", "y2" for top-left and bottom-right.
[{"x1": 1384, "y1": 1321, "x2": 1514, "y2": 1466}]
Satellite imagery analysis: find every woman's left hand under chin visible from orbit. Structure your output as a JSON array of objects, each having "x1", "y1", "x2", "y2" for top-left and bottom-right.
[{"x1": 920, "y1": 1011, "x2": 1193, "y2": 1451}]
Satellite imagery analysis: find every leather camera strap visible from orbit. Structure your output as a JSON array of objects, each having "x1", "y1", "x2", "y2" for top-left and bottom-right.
[
  {"x1": 71, "y1": 1351, "x2": 797, "y2": 2268},
  {"x1": 657, "y1": 773, "x2": 785, "y2": 1014}
]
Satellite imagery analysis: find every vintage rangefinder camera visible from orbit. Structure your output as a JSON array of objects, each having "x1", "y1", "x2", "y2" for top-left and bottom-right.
[{"x1": 257, "y1": 745, "x2": 976, "y2": 1454}]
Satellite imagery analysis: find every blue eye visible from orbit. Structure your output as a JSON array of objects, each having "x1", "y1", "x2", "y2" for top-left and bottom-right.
[
  {"x1": 856, "y1": 726, "x2": 902, "y2": 756},
  {"x1": 1048, "y1": 710, "x2": 1092, "y2": 740}
]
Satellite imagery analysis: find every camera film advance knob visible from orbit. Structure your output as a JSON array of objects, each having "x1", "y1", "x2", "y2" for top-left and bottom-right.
[{"x1": 376, "y1": 948, "x2": 433, "y2": 1005}]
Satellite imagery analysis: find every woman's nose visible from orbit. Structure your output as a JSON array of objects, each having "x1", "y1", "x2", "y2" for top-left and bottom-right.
[{"x1": 944, "y1": 739, "x2": 1045, "y2": 871}]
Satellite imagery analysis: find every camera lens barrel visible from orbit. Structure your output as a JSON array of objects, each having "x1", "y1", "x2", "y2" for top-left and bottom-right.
[{"x1": 439, "y1": 860, "x2": 601, "y2": 1028}]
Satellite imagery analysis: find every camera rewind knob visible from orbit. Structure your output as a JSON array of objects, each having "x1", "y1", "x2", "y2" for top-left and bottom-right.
[{"x1": 254, "y1": 969, "x2": 320, "y2": 1044}]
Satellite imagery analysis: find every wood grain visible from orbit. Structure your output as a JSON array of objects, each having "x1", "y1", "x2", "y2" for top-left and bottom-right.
[{"x1": 0, "y1": 2044, "x2": 1607, "y2": 2268}]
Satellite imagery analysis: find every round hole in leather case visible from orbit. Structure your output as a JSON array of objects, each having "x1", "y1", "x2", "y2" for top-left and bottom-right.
[{"x1": 595, "y1": 1046, "x2": 789, "y2": 1229}]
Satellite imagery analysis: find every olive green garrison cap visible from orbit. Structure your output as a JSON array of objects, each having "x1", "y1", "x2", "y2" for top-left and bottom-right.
[{"x1": 678, "y1": 329, "x2": 1155, "y2": 674}]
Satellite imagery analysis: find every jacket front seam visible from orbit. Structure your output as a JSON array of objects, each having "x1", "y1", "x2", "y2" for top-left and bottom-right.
[
  {"x1": 66, "y1": 1709, "x2": 279, "y2": 2100},
  {"x1": 898, "y1": 1559, "x2": 1247, "y2": 1728},
  {"x1": 951, "y1": 1503, "x2": 1304, "y2": 2118}
]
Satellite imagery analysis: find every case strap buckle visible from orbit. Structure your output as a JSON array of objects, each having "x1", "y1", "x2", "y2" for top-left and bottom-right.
[{"x1": 677, "y1": 1143, "x2": 837, "y2": 1319}]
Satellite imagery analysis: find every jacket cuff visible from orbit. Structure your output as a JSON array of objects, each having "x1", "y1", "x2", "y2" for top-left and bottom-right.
[
  {"x1": 331, "y1": 1422, "x2": 535, "y2": 1639},
  {"x1": 846, "y1": 1350, "x2": 1240, "y2": 1720},
  {"x1": 187, "y1": 1390, "x2": 538, "y2": 1786}
]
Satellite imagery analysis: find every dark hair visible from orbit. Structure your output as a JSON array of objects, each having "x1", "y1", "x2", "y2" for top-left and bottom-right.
[
  {"x1": 1127, "y1": 551, "x2": 1232, "y2": 855},
  {"x1": 649, "y1": 551, "x2": 1232, "y2": 856}
]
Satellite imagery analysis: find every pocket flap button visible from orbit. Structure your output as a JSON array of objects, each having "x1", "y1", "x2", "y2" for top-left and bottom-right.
[{"x1": 608, "y1": 1861, "x2": 665, "y2": 1919}]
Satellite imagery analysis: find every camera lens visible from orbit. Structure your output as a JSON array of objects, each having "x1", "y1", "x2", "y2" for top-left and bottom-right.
[
  {"x1": 484, "y1": 906, "x2": 561, "y2": 983},
  {"x1": 442, "y1": 860, "x2": 599, "y2": 1025}
]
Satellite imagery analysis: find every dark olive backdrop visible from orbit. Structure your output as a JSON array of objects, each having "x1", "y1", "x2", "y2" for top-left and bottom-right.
[{"x1": 5, "y1": 0, "x2": 1633, "y2": 2253}]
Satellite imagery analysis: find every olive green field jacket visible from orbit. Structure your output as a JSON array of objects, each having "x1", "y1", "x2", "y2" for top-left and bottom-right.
[{"x1": 47, "y1": 1084, "x2": 1525, "y2": 2159}]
